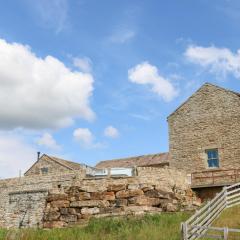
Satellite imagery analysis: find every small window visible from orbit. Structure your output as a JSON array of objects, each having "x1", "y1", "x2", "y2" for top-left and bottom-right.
[
  {"x1": 41, "y1": 167, "x2": 48, "y2": 174},
  {"x1": 206, "y1": 149, "x2": 219, "y2": 168}
]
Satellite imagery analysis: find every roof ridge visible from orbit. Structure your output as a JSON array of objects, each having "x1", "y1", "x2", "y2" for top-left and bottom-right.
[
  {"x1": 97, "y1": 152, "x2": 169, "y2": 164},
  {"x1": 45, "y1": 155, "x2": 75, "y2": 170}
]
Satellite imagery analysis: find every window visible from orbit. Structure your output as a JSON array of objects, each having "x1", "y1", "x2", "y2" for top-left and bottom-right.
[
  {"x1": 206, "y1": 149, "x2": 219, "y2": 168},
  {"x1": 41, "y1": 167, "x2": 48, "y2": 174}
]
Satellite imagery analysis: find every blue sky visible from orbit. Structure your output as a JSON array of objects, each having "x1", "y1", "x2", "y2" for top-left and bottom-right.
[{"x1": 0, "y1": 0, "x2": 240, "y2": 178}]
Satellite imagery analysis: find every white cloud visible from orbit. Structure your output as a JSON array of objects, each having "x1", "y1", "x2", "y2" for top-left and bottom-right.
[
  {"x1": 109, "y1": 29, "x2": 135, "y2": 44},
  {"x1": 73, "y1": 128, "x2": 106, "y2": 149},
  {"x1": 73, "y1": 57, "x2": 92, "y2": 73},
  {"x1": 37, "y1": 133, "x2": 60, "y2": 150},
  {"x1": 26, "y1": 0, "x2": 69, "y2": 33},
  {"x1": 0, "y1": 134, "x2": 36, "y2": 179},
  {"x1": 185, "y1": 45, "x2": 240, "y2": 79},
  {"x1": 73, "y1": 128, "x2": 93, "y2": 146},
  {"x1": 0, "y1": 38, "x2": 94, "y2": 130},
  {"x1": 104, "y1": 126, "x2": 119, "y2": 138},
  {"x1": 128, "y1": 62, "x2": 178, "y2": 102}
]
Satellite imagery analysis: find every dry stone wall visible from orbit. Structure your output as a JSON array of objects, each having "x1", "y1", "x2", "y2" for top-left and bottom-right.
[
  {"x1": 43, "y1": 167, "x2": 200, "y2": 228},
  {"x1": 43, "y1": 176, "x2": 200, "y2": 228},
  {"x1": 0, "y1": 173, "x2": 79, "y2": 228},
  {"x1": 0, "y1": 167, "x2": 201, "y2": 229}
]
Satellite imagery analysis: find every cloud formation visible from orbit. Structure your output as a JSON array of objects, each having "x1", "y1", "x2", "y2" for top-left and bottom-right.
[
  {"x1": 0, "y1": 134, "x2": 36, "y2": 179},
  {"x1": 73, "y1": 128, "x2": 94, "y2": 146},
  {"x1": 128, "y1": 62, "x2": 178, "y2": 102},
  {"x1": 0, "y1": 38, "x2": 94, "y2": 130},
  {"x1": 37, "y1": 133, "x2": 61, "y2": 150},
  {"x1": 104, "y1": 126, "x2": 119, "y2": 138},
  {"x1": 185, "y1": 45, "x2": 240, "y2": 79},
  {"x1": 73, "y1": 57, "x2": 92, "y2": 73}
]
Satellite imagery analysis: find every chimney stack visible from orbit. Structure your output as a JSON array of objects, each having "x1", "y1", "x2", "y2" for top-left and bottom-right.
[{"x1": 37, "y1": 151, "x2": 41, "y2": 161}]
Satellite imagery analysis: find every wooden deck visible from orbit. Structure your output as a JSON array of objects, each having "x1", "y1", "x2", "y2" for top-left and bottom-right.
[{"x1": 191, "y1": 168, "x2": 240, "y2": 188}]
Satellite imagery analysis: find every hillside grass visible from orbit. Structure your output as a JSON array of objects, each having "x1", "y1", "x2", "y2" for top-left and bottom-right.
[
  {"x1": 212, "y1": 204, "x2": 240, "y2": 228},
  {"x1": 0, "y1": 212, "x2": 191, "y2": 240},
  {"x1": 204, "y1": 205, "x2": 240, "y2": 239}
]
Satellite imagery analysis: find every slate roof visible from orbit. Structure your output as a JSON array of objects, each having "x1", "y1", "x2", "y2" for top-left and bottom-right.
[
  {"x1": 95, "y1": 152, "x2": 170, "y2": 169},
  {"x1": 46, "y1": 155, "x2": 84, "y2": 171}
]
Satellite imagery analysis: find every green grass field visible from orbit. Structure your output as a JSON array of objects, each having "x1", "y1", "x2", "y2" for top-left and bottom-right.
[
  {"x1": 0, "y1": 212, "x2": 191, "y2": 240},
  {"x1": 1, "y1": 206, "x2": 239, "y2": 240}
]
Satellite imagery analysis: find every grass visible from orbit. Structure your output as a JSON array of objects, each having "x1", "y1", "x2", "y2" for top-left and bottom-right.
[
  {"x1": 204, "y1": 205, "x2": 240, "y2": 239},
  {"x1": 212, "y1": 205, "x2": 240, "y2": 229},
  {"x1": 0, "y1": 212, "x2": 191, "y2": 240}
]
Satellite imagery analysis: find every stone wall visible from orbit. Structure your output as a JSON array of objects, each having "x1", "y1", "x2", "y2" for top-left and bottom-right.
[
  {"x1": 0, "y1": 167, "x2": 200, "y2": 229},
  {"x1": 0, "y1": 173, "x2": 79, "y2": 228},
  {"x1": 7, "y1": 190, "x2": 48, "y2": 228},
  {"x1": 43, "y1": 172, "x2": 200, "y2": 228},
  {"x1": 168, "y1": 83, "x2": 240, "y2": 173}
]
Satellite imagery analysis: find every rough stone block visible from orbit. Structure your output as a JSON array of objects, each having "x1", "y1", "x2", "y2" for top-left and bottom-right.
[
  {"x1": 128, "y1": 184, "x2": 139, "y2": 190},
  {"x1": 115, "y1": 198, "x2": 128, "y2": 207},
  {"x1": 81, "y1": 207, "x2": 100, "y2": 215},
  {"x1": 103, "y1": 192, "x2": 115, "y2": 201},
  {"x1": 128, "y1": 196, "x2": 161, "y2": 206},
  {"x1": 60, "y1": 214, "x2": 77, "y2": 223},
  {"x1": 116, "y1": 189, "x2": 144, "y2": 199},
  {"x1": 70, "y1": 200, "x2": 110, "y2": 208},
  {"x1": 51, "y1": 200, "x2": 70, "y2": 208},
  {"x1": 107, "y1": 184, "x2": 126, "y2": 192},
  {"x1": 47, "y1": 193, "x2": 68, "y2": 202},
  {"x1": 78, "y1": 192, "x2": 91, "y2": 200}
]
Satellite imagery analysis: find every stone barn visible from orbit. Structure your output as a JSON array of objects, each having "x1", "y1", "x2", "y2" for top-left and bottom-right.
[
  {"x1": 168, "y1": 83, "x2": 240, "y2": 198},
  {"x1": 24, "y1": 154, "x2": 88, "y2": 177},
  {"x1": 96, "y1": 152, "x2": 170, "y2": 169}
]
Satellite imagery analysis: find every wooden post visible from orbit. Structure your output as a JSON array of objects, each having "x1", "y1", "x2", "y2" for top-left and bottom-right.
[
  {"x1": 181, "y1": 222, "x2": 188, "y2": 240},
  {"x1": 223, "y1": 227, "x2": 228, "y2": 240}
]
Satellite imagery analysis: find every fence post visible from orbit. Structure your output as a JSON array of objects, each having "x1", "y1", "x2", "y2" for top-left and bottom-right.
[
  {"x1": 181, "y1": 222, "x2": 188, "y2": 240},
  {"x1": 223, "y1": 227, "x2": 228, "y2": 240}
]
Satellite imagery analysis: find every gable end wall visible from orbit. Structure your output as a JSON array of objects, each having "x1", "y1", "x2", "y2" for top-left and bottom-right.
[{"x1": 168, "y1": 84, "x2": 240, "y2": 173}]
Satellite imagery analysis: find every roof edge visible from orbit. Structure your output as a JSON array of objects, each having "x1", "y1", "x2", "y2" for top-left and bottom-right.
[
  {"x1": 95, "y1": 152, "x2": 169, "y2": 167},
  {"x1": 167, "y1": 82, "x2": 240, "y2": 120}
]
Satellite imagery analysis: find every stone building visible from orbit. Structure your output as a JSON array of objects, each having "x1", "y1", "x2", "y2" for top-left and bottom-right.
[
  {"x1": 96, "y1": 152, "x2": 170, "y2": 169},
  {"x1": 24, "y1": 154, "x2": 88, "y2": 176},
  {"x1": 1, "y1": 82, "x2": 240, "y2": 228},
  {"x1": 168, "y1": 83, "x2": 240, "y2": 191}
]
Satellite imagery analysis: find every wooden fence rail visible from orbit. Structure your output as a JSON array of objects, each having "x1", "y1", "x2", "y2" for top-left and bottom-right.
[{"x1": 182, "y1": 182, "x2": 240, "y2": 240}]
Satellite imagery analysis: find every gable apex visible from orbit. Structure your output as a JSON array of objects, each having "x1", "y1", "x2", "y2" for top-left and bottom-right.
[{"x1": 167, "y1": 82, "x2": 240, "y2": 120}]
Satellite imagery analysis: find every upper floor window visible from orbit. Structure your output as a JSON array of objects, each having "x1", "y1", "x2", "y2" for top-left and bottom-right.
[
  {"x1": 206, "y1": 149, "x2": 219, "y2": 168},
  {"x1": 41, "y1": 167, "x2": 48, "y2": 174}
]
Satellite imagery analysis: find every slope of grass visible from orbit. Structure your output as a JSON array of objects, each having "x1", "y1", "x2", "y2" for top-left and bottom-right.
[
  {"x1": 204, "y1": 205, "x2": 240, "y2": 239},
  {"x1": 0, "y1": 212, "x2": 191, "y2": 240},
  {"x1": 212, "y1": 205, "x2": 240, "y2": 229}
]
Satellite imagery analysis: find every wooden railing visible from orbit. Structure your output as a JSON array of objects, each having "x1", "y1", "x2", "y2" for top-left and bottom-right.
[
  {"x1": 191, "y1": 169, "x2": 240, "y2": 187},
  {"x1": 182, "y1": 182, "x2": 240, "y2": 239}
]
